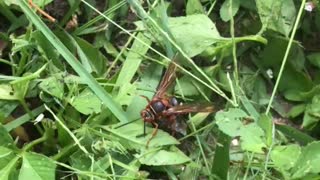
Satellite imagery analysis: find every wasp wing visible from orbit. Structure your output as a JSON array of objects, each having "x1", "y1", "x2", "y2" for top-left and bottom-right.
[
  {"x1": 154, "y1": 55, "x2": 178, "y2": 98},
  {"x1": 164, "y1": 103, "x2": 215, "y2": 115}
]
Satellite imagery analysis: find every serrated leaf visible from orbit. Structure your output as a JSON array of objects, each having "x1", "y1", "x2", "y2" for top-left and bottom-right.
[
  {"x1": 69, "y1": 88, "x2": 102, "y2": 115},
  {"x1": 19, "y1": 152, "x2": 56, "y2": 180},
  {"x1": 136, "y1": 146, "x2": 190, "y2": 165}
]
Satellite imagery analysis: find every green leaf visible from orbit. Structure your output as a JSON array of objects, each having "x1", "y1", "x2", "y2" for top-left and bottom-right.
[
  {"x1": 291, "y1": 141, "x2": 320, "y2": 179},
  {"x1": 271, "y1": 145, "x2": 300, "y2": 173},
  {"x1": 186, "y1": 0, "x2": 205, "y2": 15},
  {"x1": 211, "y1": 131, "x2": 231, "y2": 180},
  {"x1": 135, "y1": 14, "x2": 221, "y2": 57},
  {"x1": 240, "y1": 123, "x2": 266, "y2": 153},
  {"x1": 287, "y1": 104, "x2": 306, "y2": 118},
  {"x1": 115, "y1": 33, "x2": 150, "y2": 88},
  {"x1": 0, "y1": 155, "x2": 19, "y2": 180},
  {"x1": 75, "y1": 37, "x2": 107, "y2": 76},
  {"x1": 19, "y1": 152, "x2": 56, "y2": 180},
  {"x1": 136, "y1": 146, "x2": 190, "y2": 165},
  {"x1": 168, "y1": 14, "x2": 221, "y2": 57},
  {"x1": 39, "y1": 75, "x2": 64, "y2": 99},
  {"x1": 307, "y1": 52, "x2": 320, "y2": 68},
  {"x1": 0, "y1": 84, "x2": 18, "y2": 100},
  {"x1": 0, "y1": 146, "x2": 16, "y2": 170},
  {"x1": 104, "y1": 122, "x2": 179, "y2": 150},
  {"x1": 69, "y1": 88, "x2": 102, "y2": 115},
  {"x1": 215, "y1": 108, "x2": 266, "y2": 153},
  {"x1": 220, "y1": 0, "x2": 240, "y2": 22},
  {"x1": 302, "y1": 95, "x2": 320, "y2": 129},
  {"x1": 0, "y1": 100, "x2": 18, "y2": 122},
  {"x1": 175, "y1": 76, "x2": 199, "y2": 96},
  {"x1": 275, "y1": 124, "x2": 315, "y2": 145},
  {"x1": 0, "y1": 124, "x2": 14, "y2": 146},
  {"x1": 257, "y1": 114, "x2": 273, "y2": 146},
  {"x1": 256, "y1": 0, "x2": 296, "y2": 36},
  {"x1": 4, "y1": 105, "x2": 46, "y2": 132}
]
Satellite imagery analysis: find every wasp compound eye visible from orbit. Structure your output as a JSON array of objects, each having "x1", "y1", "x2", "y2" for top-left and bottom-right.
[{"x1": 151, "y1": 101, "x2": 166, "y2": 113}]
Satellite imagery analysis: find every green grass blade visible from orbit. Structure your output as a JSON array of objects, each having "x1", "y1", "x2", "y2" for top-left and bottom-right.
[{"x1": 17, "y1": 0, "x2": 129, "y2": 122}]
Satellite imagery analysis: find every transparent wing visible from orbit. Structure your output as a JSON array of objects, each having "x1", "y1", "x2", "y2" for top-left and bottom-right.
[
  {"x1": 154, "y1": 55, "x2": 178, "y2": 98},
  {"x1": 164, "y1": 103, "x2": 215, "y2": 115}
]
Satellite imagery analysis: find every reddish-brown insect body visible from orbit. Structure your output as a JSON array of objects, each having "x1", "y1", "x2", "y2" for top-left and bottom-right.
[{"x1": 141, "y1": 55, "x2": 215, "y2": 147}]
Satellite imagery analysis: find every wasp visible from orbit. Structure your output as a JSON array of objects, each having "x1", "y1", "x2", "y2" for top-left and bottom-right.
[{"x1": 141, "y1": 54, "x2": 215, "y2": 147}]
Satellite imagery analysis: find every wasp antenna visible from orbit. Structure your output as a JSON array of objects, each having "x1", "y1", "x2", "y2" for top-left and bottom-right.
[
  {"x1": 114, "y1": 118, "x2": 141, "y2": 129},
  {"x1": 140, "y1": 95, "x2": 151, "y2": 103}
]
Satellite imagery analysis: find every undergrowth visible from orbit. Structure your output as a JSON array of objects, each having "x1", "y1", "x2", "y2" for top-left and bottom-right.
[{"x1": 0, "y1": 0, "x2": 320, "y2": 179}]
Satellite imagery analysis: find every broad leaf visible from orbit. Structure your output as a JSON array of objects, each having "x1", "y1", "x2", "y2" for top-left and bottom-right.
[
  {"x1": 136, "y1": 146, "x2": 190, "y2": 165},
  {"x1": 291, "y1": 141, "x2": 320, "y2": 179},
  {"x1": 19, "y1": 152, "x2": 56, "y2": 180},
  {"x1": 39, "y1": 75, "x2": 64, "y2": 99},
  {"x1": 104, "y1": 122, "x2": 179, "y2": 150},
  {"x1": 69, "y1": 88, "x2": 102, "y2": 115},
  {"x1": 256, "y1": 0, "x2": 296, "y2": 36},
  {"x1": 216, "y1": 108, "x2": 266, "y2": 153},
  {"x1": 271, "y1": 145, "x2": 300, "y2": 171},
  {"x1": 220, "y1": 0, "x2": 240, "y2": 22}
]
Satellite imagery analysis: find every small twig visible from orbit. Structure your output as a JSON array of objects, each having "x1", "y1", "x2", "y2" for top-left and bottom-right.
[{"x1": 28, "y1": 0, "x2": 56, "y2": 23}]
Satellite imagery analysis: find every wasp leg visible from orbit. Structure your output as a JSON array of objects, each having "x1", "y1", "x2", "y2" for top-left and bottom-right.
[
  {"x1": 143, "y1": 121, "x2": 146, "y2": 137},
  {"x1": 28, "y1": 0, "x2": 56, "y2": 22},
  {"x1": 146, "y1": 122, "x2": 158, "y2": 148}
]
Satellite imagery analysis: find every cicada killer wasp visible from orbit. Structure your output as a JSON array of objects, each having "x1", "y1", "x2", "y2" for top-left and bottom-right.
[{"x1": 141, "y1": 54, "x2": 215, "y2": 147}]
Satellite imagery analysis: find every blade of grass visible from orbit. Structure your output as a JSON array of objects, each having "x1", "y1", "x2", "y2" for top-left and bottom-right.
[
  {"x1": 59, "y1": 0, "x2": 81, "y2": 26},
  {"x1": 4, "y1": 105, "x2": 45, "y2": 132},
  {"x1": 211, "y1": 131, "x2": 231, "y2": 179},
  {"x1": 18, "y1": 0, "x2": 129, "y2": 123},
  {"x1": 73, "y1": 0, "x2": 126, "y2": 35}
]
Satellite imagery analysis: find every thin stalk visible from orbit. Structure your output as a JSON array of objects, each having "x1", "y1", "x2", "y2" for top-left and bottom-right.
[
  {"x1": 22, "y1": 134, "x2": 47, "y2": 151},
  {"x1": 265, "y1": 0, "x2": 307, "y2": 114},
  {"x1": 229, "y1": 0, "x2": 239, "y2": 106}
]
